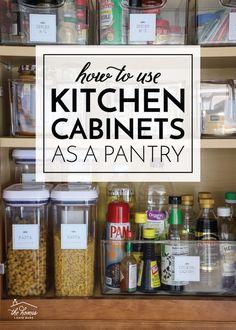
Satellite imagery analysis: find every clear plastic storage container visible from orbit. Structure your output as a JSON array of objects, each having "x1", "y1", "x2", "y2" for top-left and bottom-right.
[
  {"x1": 101, "y1": 240, "x2": 236, "y2": 295},
  {"x1": 99, "y1": 0, "x2": 188, "y2": 45},
  {"x1": 12, "y1": 149, "x2": 36, "y2": 183},
  {"x1": 3, "y1": 183, "x2": 50, "y2": 297},
  {"x1": 1, "y1": 0, "x2": 91, "y2": 45},
  {"x1": 9, "y1": 65, "x2": 36, "y2": 137},
  {"x1": 196, "y1": 0, "x2": 236, "y2": 45},
  {"x1": 51, "y1": 183, "x2": 98, "y2": 296},
  {"x1": 201, "y1": 80, "x2": 236, "y2": 137}
]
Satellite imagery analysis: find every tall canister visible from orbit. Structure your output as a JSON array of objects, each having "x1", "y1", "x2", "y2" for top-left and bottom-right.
[
  {"x1": 51, "y1": 183, "x2": 98, "y2": 296},
  {"x1": 3, "y1": 183, "x2": 50, "y2": 297}
]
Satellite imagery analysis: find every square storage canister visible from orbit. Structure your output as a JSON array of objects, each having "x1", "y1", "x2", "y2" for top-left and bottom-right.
[
  {"x1": 201, "y1": 80, "x2": 236, "y2": 137},
  {"x1": 3, "y1": 183, "x2": 50, "y2": 297},
  {"x1": 0, "y1": 0, "x2": 91, "y2": 45},
  {"x1": 196, "y1": 0, "x2": 236, "y2": 45},
  {"x1": 99, "y1": 0, "x2": 188, "y2": 45},
  {"x1": 51, "y1": 183, "x2": 98, "y2": 297}
]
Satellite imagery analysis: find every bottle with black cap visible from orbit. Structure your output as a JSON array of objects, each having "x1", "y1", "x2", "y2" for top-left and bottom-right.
[{"x1": 161, "y1": 196, "x2": 188, "y2": 292}]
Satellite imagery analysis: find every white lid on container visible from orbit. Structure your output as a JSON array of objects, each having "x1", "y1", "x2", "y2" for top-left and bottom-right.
[
  {"x1": 217, "y1": 207, "x2": 230, "y2": 217},
  {"x1": 3, "y1": 183, "x2": 50, "y2": 204},
  {"x1": 51, "y1": 183, "x2": 98, "y2": 203},
  {"x1": 12, "y1": 149, "x2": 36, "y2": 164}
]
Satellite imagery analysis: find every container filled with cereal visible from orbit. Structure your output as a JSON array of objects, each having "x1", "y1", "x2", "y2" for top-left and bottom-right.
[
  {"x1": 3, "y1": 183, "x2": 50, "y2": 297},
  {"x1": 51, "y1": 183, "x2": 98, "y2": 297}
]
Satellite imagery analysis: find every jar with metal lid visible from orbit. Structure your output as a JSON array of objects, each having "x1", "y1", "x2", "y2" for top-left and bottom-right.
[
  {"x1": 3, "y1": 183, "x2": 50, "y2": 297},
  {"x1": 9, "y1": 64, "x2": 36, "y2": 136},
  {"x1": 51, "y1": 183, "x2": 98, "y2": 296},
  {"x1": 12, "y1": 149, "x2": 36, "y2": 183}
]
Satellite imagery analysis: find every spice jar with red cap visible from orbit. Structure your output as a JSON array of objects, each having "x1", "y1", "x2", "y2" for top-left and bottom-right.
[
  {"x1": 105, "y1": 201, "x2": 131, "y2": 292},
  {"x1": 155, "y1": 19, "x2": 170, "y2": 44}
]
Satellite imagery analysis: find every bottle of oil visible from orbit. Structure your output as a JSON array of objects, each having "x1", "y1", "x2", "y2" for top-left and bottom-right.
[
  {"x1": 181, "y1": 194, "x2": 196, "y2": 240},
  {"x1": 195, "y1": 198, "x2": 221, "y2": 292},
  {"x1": 161, "y1": 196, "x2": 189, "y2": 292}
]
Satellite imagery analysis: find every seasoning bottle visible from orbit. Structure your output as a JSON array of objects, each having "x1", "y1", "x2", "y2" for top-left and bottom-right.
[
  {"x1": 155, "y1": 19, "x2": 170, "y2": 44},
  {"x1": 225, "y1": 192, "x2": 236, "y2": 220},
  {"x1": 218, "y1": 206, "x2": 236, "y2": 290},
  {"x1": 161, "y1": 197, "x2": 188, "y2": 292},
  {"x1": 132, "y1": 212, "x2": 147, "y2": 268},
  {"x1": 181, "y1": 194, "x2": 196, "y2": 240},
  {"x1": 137, "y1": 228, "x2": 161, "y2": 293},
  {"x1": 195, "y1": 198, "x2": 221, "y2": 292},
  {"x1": 107, "y1": 182, "x2": 135, "y2": 223},
  {"x1": 58, "y1": 0, "x2": 77, "y2": 43},
  {"x1": 120, "y1": 230, "x2": 137, "y2": 293},
  {"x1": 105, "y1": 201, "x2": 130, "y2": 292}
]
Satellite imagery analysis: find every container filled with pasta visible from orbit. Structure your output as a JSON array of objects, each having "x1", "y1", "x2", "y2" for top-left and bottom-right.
[
  {"x1": 51, "y1": 183, "x2": 98, "y2": 297},
  {"x1": 3, "y1": 183, "x2": 50, "y2": 297}
]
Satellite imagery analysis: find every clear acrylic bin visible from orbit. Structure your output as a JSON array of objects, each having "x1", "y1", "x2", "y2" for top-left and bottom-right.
[
  {"x1": 101, "y1": 240, "x2": 236, "y2": 295},
  {"x1": 1, "y1": 0, "x2": 91, "y2": 45},
  {"x1": 201, "y1": 80, "x2": 236, "y2": 137},
  {"x1": 196, "y1": 0, "x2": 236, "y2": 45},
  {"x1": 99, "y1": 0, "x2": 188, "y2": 45}
]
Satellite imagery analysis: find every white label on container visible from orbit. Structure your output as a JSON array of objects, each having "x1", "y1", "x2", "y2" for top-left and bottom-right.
[
  {"x1": 22, "y1": 173, "x2": 36, "y2": 183},
  {"x1": 128, "y1": 264, "x2": 137, "y2": 289},
  {"x1": 30, "y1": 14, "x2": 56, "y2": 43},
  {"x1": 129, "y1": 14, "x2": 156, "y2": 42},
  {"x1": 174, "y1": 256, "x2": 200, "y2": 282},
  {"x1": 61, "y1": 224, "x2": 87, "y2": 249},
  {"x1": 13, "y1": 224, "x2": 39, "y2": 250},
  {"x1": 229, "y1": 12, "x2": 236, "y2": 41}
]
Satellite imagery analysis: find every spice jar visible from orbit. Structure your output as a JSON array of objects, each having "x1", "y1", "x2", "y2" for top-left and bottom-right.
[
  {"x1": 3, "y1": 183, "x2": 50, "y2": 297},
  {"x1": 9, "y1": 64, "x2": 36, "y2": 136},
  {"x1": 51, "y1": 183, "x2": 98, "y2": 297},
  {"x1": 155, "y1": 19, "x2": 170, "y2": 44},
  {"x1": 12, "y1": 149, "x2": 36, "y2": 183}
]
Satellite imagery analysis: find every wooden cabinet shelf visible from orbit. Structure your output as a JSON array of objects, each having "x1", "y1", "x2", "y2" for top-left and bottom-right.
[{"x1": 1, "y1": 137, "x2": 236, "y2": 149}]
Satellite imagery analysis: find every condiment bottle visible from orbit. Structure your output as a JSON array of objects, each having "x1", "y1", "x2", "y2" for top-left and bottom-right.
[
  {"x1": 161, "y1": 197, "x2": 188, "y2": 292},
  {"x1": 218, "y1": 206, "x2": 236, "y2": 290},
  {"x1": 137, "y1": 228, "x2": 161, "y2": 293},
  {"x1": 225, "y1": 192, "x2": 236, "y2": 220},
  {"x1": 105, "y1": 201, "x2": 130, "y2": 292},
  {"x1": 120, "y1": 230, "x2": 137, "y2": 293},
  {"x1": 155, "y1": 19, "x2": 170, "y2": 44},
  {"x1": 195, "y1": 198, "x2": 220, "y2": 292},
  {"x1": 58, "y1": 0, "x2": 77, "y2": 43},
  {"x1": 181, "y1": 194, "x2": 196, "y2": 240},
  {"x1": 132, "y1": 212, "x2": 147, "y2": 269}
]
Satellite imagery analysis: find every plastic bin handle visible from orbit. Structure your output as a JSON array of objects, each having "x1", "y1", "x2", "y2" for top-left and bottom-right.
[
  {"x1": 121, "y1": 0, "x2": 167, "y2": 10},
  {"x1": 219, "y1": 0, "x2": 236, "y2": 8},
  {"x1": 19, "y1": 0, "x2": 65, "y2": 9}
]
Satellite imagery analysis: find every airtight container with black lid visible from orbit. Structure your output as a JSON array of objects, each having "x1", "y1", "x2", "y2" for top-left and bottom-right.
[
  {"x1": 51, "y1": 183, "x2": 98, "y2": 297},
  {"x1": 3, "y1": 183, "x2": 50, "y2": 297},
  {"x1": 12, "y1": 149, "x2": 36, "y2": 183}
]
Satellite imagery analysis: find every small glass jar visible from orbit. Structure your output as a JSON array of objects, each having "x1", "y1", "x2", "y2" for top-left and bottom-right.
[
  {"x1": 12, "y1": 149, "x2": 36, "y2": 183},
  {"x1": 9, "y1": 64, "x2": 36, "y2": 137},
  {"x1": 3, "y1": 183, "x2": 50, "y2": 297},
  {"x1": 51, "y1": 183, "x2": 98, "y2": 297}
]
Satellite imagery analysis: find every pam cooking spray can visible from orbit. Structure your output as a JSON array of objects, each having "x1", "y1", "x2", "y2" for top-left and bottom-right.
[{"x1": 105, "y1": 201, "x2": 130, "y2": 291}]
